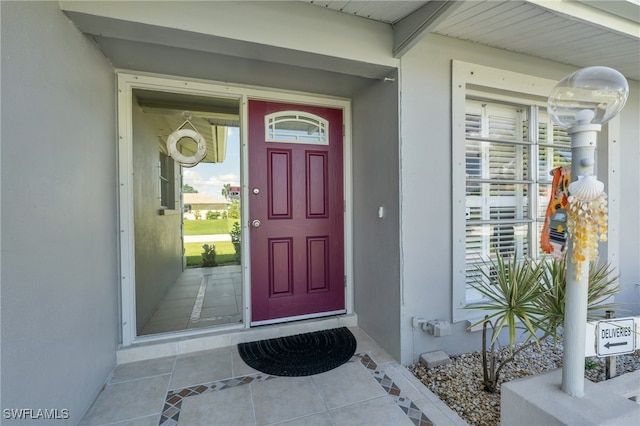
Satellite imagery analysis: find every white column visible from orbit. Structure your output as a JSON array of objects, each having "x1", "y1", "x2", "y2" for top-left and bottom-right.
[{"x1": 561, "y1": 125, "x2": 599, "y2": 397}]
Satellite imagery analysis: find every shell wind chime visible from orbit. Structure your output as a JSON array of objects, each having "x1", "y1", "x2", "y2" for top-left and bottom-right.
[{"x1": 566, "y1": 175, "x2": 608, "y2": 276}]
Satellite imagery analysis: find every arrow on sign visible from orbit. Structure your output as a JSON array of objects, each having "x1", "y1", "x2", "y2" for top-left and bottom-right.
[{"x1": 604, "y1": 341, "x2": 628, "y2": 349}]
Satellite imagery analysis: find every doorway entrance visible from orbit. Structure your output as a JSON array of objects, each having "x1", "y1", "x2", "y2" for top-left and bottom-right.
[
  {"x1": 118, "y1": 73, "x2": 352, "y2": 345},
  {"x1": 248, "y1": 100, "x2": 345, "y2": 324}
]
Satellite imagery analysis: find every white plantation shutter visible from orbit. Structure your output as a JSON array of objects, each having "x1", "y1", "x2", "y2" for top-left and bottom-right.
[
  {"x1": 464, "y1": 100, "x2": 548, "y2": 303},
  {"x1": 451, "y1": 61, "x2": 571, "y2": 319},
  {"x1": 538, "y1": 110, "x2": 571, "y2": 185}
]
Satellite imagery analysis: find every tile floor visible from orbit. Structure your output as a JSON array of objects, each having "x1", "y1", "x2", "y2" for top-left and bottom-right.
[
  {"x1": 80, "y1": 327, "x2": 468, "y2": 426},
  {"x1": 140, "y1": 266, "x2": 243, "y2": 336}
]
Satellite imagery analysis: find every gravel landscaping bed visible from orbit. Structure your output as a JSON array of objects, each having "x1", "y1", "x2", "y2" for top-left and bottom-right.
[{"x1": 409, "y1": 339, "x2": 640, "y2": 426}]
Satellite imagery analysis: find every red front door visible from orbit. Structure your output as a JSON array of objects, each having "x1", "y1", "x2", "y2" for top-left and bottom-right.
[{"x1": 248, "y1": 100, "x2": 344, "y2": 324}]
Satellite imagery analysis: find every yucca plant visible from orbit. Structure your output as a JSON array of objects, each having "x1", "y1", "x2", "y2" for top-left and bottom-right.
[
  {"x1": 466, "y1": 251, "x2": 620, "y2": 393},
  {"x1": 466, "y1": 252, "x2": 547, "y2": 392}
]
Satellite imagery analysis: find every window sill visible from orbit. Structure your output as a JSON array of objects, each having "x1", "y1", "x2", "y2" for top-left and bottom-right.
[{"x1": 158, "y1": 209, "x2": 179, "y2": 216}]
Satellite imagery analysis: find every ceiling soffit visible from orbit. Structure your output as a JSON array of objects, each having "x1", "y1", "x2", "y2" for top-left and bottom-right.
[
  {"x1": 302, "y1": 1, "x2": 639, "y2": 81},
  {"x1": 432, "y1": 0, "x2": 639, "y2": 81}
]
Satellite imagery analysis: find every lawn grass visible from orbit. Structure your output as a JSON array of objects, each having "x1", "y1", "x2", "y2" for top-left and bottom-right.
[
  {"x1": 184, "y1": 241, "x2": 238, "y2": 267},
  {"x1": 183, "y1": 219, "x2": 239, "y2": 235}
]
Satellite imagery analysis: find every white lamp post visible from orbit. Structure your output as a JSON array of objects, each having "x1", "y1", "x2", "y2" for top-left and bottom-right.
[{"x1": 548, "y1": 66, "x2": 628, "y2": 397}]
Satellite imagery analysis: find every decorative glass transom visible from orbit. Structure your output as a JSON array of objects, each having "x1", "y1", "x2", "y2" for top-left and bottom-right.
[{"x1": 265, "y1": 111, "x2": 328, "y2": 145}]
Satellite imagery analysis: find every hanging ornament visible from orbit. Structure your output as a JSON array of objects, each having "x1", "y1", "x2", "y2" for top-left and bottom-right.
[
  {"x1": 566, "y1": 176, "x2": 608, "y2": 276},
  {"x1": 166, "y1": 111, "x2": 207, "y2": 167}
]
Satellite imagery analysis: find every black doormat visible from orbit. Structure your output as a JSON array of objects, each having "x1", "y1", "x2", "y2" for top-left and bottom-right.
[{"x1": 237, "y1": 327, "x2": 357, "y2": 377}]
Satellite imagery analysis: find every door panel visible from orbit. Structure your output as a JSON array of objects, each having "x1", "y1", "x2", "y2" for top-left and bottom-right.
[
  {"x1": 268, "y1": 149, "x2": 292, "y2": 218},
  {"x1": 249, "y1": 100, "x2": 344, "y2": 324},
  {"x1": 306, "y1": 152, "x2": 328, "y2": 217},
  {"x1": 269, "y1": 237, "x2": 293, "y2": 296},
  {"x1": 307, "y1": 236, "x2": 329, "y2": 292}
]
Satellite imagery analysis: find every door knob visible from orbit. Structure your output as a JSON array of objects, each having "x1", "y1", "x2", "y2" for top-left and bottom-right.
[
  {"x1": 251, "y1": 219, "x2": 261, "y2": 228},
  {"x1": 252, "y1": 187, "x2": 260, "y2": 195}
]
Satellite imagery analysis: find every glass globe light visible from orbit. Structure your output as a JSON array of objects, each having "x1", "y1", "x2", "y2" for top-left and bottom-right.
[{"x1": 548, "y1": 66, "x2": 629, "y2": 128}]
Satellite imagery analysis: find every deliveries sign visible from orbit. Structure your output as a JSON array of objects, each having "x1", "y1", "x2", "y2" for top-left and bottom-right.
[{"x1": 595, "y1": 318, "x2": 635, "y2": 357}]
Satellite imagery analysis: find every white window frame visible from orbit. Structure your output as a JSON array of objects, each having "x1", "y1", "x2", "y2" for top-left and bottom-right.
[{"x1": 451, "y1": 61, "x2": 559, "y2": 323}]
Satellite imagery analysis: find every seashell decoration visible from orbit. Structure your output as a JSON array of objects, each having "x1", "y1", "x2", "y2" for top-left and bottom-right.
[
  {"x1": 567, "y1": 175, "x2": 608, "y2": 276},
  {"x1": 568, "y1": 175, "x2": 604, "y2": 202}
]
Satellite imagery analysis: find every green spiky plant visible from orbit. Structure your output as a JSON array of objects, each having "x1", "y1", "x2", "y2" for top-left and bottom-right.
[
  {"x1": 466, "y1": 252, "x2": 619, "y2": 393},
  {"x1": 466, "y1": 252, "x2": 546, "y2": 392},
  {"x1": 534, "y1": 254, "x2": 620, "y2": 346}
]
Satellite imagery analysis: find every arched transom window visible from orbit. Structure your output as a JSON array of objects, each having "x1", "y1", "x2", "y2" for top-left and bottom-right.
[{"x1": 265, "y1": 111, "x2": 328, "y2": 145}]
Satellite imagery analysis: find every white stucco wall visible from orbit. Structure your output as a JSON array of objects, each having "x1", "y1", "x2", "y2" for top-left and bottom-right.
[
  {"x1": 399, "y1": 33, "x2": 640, "y2": 365},
  {"x1": 1, "y1": 1, "x2": 118, "y2": 421}
]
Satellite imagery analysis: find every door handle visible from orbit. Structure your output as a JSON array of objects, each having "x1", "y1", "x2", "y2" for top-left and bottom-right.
[{"x1": 251, "y1": 219, "x2": 261, "y2": 228}]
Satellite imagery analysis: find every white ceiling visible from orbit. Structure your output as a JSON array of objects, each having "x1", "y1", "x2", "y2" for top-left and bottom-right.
[
  {"x1": 303, "y1": 1, "x2": 640, "y2": 80},
  {"x1": 303, "y1": 0, "x2": 428, "y2": 23}
]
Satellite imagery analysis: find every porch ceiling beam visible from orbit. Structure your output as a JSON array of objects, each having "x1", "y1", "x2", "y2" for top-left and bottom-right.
[
  {"x1": 60, "y1": 0, "x2": 399, "y2": 74},
  {"x1": 392, "y1": 1, "x2": 465, "y2": 58},
  {"x1": 63, "y1": 11, "x2": 395, "y2": 81}
]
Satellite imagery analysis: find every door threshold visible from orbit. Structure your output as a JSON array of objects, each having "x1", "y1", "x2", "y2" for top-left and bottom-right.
[
  {"x1": 117, "y1": 313, "x2": 357, "y2": 364},
  {"x1": 251, "y1": 309, "x2": 347, "y2": 326}
]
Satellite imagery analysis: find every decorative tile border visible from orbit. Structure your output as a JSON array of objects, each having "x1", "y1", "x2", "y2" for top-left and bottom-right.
[
  {"x1": 356, "y1": 354, "x2": 434, "y2": 426},
  {"x1": 158, "y1": 374, "x2": 276, "y2": 426},
  {"x1": 158, "y1": 353, "x2": 433, "y2": 426}
]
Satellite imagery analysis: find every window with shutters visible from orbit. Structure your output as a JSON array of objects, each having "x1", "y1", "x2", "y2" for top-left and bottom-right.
[
  {"x1": 463, "y1": 99, "x2": 570, "y2": 304},
  {"x1": 451, "y1": 61, "x2": 570, "y2": 319}
]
